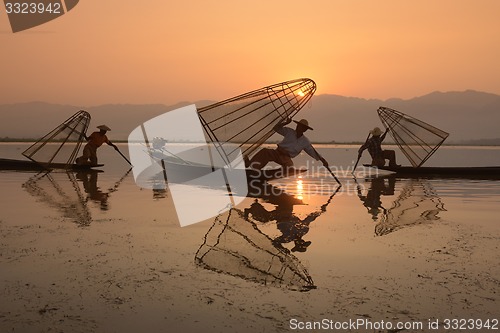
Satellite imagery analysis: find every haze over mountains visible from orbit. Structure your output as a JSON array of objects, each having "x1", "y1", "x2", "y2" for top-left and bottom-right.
[{"x1": 1, "y1": 90, "x2": 499, "y2": 144}]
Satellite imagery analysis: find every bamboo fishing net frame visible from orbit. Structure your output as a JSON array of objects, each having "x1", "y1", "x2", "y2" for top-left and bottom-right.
[
  {"x1": 197, "y1": 79, "x2": 317, "y2": 165},
  {"x1": 377, "y1": 107, "x2": 449, "y2": 167},
  {"x1": 22, "y1": 110, "x2": 91, "y2": 167}
]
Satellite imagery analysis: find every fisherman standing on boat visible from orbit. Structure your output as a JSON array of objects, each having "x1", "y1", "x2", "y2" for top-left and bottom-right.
[
  {"x1": 76, "y1": 125, "x2": 117, "y2": 166},
  {"x1": 358, "y1": 127, "x2": 399, "y2": 167},
  {"x1": 248, "y1": 118, "x2": 329, "y2": 169}
]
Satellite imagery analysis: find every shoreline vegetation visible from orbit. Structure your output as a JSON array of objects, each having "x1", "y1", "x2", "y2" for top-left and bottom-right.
[{"x1": 1, "y1": 137, "x2": 500, "y2": 146}]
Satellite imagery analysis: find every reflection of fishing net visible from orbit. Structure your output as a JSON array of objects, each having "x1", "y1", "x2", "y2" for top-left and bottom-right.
[
  {"x1": 195, "y1": 208, "x2": 315, "y2": 291},
  {"x1": 198, "y1": 78, "x2": 316, "y2": 163},
  {"x1": 23, "y1": 110, "x2": 90, "y2": 165},
  {"x1": 378, "y1": 107, "x2": 449, "y2": 167},
  {"x1": 23, "y1": 171, "x2": 92, "y2": 226},
  {"x1": 375, "y1": 179, "x2": 445, "y2": 236}
]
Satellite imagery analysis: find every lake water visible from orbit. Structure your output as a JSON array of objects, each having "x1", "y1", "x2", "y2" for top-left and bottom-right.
[{"x1": 1, "y1": 143, "x2": 499, "y2": 332}]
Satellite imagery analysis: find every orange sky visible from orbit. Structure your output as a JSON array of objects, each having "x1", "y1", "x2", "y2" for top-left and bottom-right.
[{"x1": 1, "y1": 0, "x2": 499, "y2": 106}]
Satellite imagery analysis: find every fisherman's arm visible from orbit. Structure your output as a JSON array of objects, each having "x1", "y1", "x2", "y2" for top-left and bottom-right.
[
  {"x1": 305, "y1": 145, "x2": 329, "y2": 167},
  {"x1": 380, "y1": 128, "x2": 390, "y2": 141},
  {"x1": 358, "y1": 141, "x2": 369, "y2": 154},
  {"x1": 273, "y1": 117, "x2": 292, "y2": 133},
  {"x1": 107, "y1": 140, "x2": 117, "y2": 149}
]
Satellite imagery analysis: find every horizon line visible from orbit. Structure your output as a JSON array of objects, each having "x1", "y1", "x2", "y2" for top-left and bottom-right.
[{"x1": 0, "y1": 89, "x2": 498, "y2": 108}]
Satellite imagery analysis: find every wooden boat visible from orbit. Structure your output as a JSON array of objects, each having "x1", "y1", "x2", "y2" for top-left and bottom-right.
[
  {"x1": 0, "y1": 111, "x2": 93, "y2": 172},
  {"x1": 358, "y1": 108, "x2": 499, "y2": 180},
  {"x1": 0, "y1": 158, "x2": 103, "y2": 171},
  {"x1": 137, "y1": 156, "x2": 306, "y2": 184},
  {"x1": 364, "y1": 164, "x2": 500, "y2": 179}
]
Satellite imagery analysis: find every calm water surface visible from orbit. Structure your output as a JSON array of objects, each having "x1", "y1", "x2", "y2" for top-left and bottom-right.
[
  {"x1": 2, "y1": 143, "x2": 499, "y2": 267},
  {"x1": 2, "y1": 142, "x2": 499, "y2": 245},
  {"x1": 1, "y1": 143, "x2": 499, "y2": 331}
]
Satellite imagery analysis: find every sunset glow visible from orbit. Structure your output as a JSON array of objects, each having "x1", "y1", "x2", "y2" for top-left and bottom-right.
[{"x1": 1, "y1": 1, "x2": 499, "y2": 106}]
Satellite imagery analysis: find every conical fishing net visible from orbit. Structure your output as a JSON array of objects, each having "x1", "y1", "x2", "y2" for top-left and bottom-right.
[
  {"x1": 198, "y1": 78, "x2": 316, "y2": 164},
  {"x1": 23, "y1": 110, "x2": 90, "y2": 165},
  {"x1": 378, "y1": 107, "x2": 449, "y2": 167}
]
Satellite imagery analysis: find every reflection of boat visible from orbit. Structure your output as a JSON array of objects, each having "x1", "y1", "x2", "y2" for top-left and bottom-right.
[
  {"x1": 23, "y1": 171, "x2": 93, "y2": 226},
  {"x1": 363, "y1": 107, "x2": 500, "y2": 178},
  {"x1": 22, "y1": 169, "x2": 130, "y2": 224},
  {"x1": 195, "y1": 208, "x2": 316, "y2": 291},
  {"x1": 361, "y1": 175, "x2": 446, "y2": 236},
  {"x1": 0, "y1": 157, "x2": 103, "y2": 171},
  {"x1": 365, "y1": 164, "x2": 500, "y2": 179}
]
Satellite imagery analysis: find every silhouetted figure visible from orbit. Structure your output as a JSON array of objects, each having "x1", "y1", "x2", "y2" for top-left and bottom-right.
[
  {"x1": 357, "y1": 176, "x2": 396, "y2": 221},
  {"x1": 248, "y1": 118, "x2": 329, "y2": 170},
  {"x1": 358, "y1": 127, "x2": 399, "y2": 167},
  {"x1": 76, "y1": 125, "x2": 117, "y2": 166}
]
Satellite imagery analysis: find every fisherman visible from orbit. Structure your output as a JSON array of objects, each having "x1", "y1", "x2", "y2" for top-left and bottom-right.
[
  {"x1": 358, "y1": 127, "x2": 399, "y2": 167},
  {"x1": 76, "y1": 125, "x2": 117, "y2": 165},
  {"x1": 248, "y1": 118, "x2": 329, "y2": 170}
]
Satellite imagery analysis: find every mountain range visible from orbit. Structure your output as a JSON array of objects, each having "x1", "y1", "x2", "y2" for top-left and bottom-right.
[{"x1": 1, "y1": 90, "x2": 499, "y2": 144}]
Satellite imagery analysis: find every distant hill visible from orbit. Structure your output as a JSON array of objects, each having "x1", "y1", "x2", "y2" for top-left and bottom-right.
[
  {"x1": 0, "y1": 101, "x2": 215, "y2": 141},
  {"x1": 300, "y1": 90, "x2": 500, "y2": 144},
  {"x1": 1, "y1": 90, "x2": 499, "y2": 144}
]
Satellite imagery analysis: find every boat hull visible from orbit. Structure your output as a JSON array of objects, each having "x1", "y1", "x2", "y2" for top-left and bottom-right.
[{"x1": 137, "y1": 159, "x2": 306, "y2": 185}]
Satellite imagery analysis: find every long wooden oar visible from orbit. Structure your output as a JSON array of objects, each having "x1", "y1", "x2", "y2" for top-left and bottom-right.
[
  {"x1": 352, "y1": 132, "x2": 371, "y2": 174},
  {"x1": 325, "y1": 164, "x2": 341, "y2": 186},
  {"x1": 113, "y1": 145, "x2": 132, "y2": 166},
  {"x1": 312, "y1": 146, "x2": 341, "y2": 186}
]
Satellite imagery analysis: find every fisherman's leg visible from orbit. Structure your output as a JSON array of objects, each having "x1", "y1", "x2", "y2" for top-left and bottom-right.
[
  {"x1": 249, "y1": 148, "x2": 276, "y2": 169},
  {"x1": 371, "y1": 156, "x2": 385, "y2": 167},
  {"x1": 77, "y1": 144, "x2": 92, "y2": 165},
  {"x1": 89, "y1": 146, "x2": 98, "y2": 165},
  {"x1": 277, "y1": 154, "x2": 294, "y2": 170},
  {"x1": 383, "y1": 150, "x2": 399, "y2": 167}
]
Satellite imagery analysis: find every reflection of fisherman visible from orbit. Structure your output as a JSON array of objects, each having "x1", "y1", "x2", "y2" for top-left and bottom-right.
[
  {"x1": 356, "y1": 176, "x2": 395, "y2": 221},
  {"x1": 358, "y1": 127, "x2": 399, "y2": 167},
  {"x1": 248, "y1": 118, "x2": 329, "y2": 170},
  {"x1": 76, "y1": 171, "x2": 109, "y2": 210},
  {"x1": 76, "y1": 125, "x2": 117, "y2": 166},
  {"x1": 244, "y1": 198, "x2": 323, "y2": 253}
]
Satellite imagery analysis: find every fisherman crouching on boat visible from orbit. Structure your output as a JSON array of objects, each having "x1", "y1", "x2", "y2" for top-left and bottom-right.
[
  {"x1": 358, "y1": 127, "x2": 399, "y2": 167},
  {"x1": 247, "y1": 118, "x2": 329, "y2": 170},
  {"x1": 76, "y1": 125, "x2": 117, "y2": 165}
]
